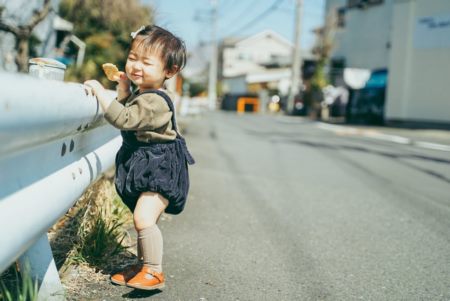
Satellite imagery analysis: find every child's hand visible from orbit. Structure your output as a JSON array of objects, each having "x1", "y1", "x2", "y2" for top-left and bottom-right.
[
  {"x1": 116, "y1": 72, "x2": 131, "y2": 91},
  {"x1": 84, "y1": 80, "x2": 106, "y2": 97},
  {"x1": 84, "y1": 80, "x2": 113, "y2": 111}
]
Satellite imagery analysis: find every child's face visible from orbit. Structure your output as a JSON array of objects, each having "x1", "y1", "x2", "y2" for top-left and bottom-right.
[{"x1": 125, "y1": 46, "x2": 174, "y2": 90}]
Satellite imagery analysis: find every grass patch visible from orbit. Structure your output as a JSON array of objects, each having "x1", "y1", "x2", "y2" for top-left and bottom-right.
[
  {"x1": 74, "y1": 208, "x2": 128, "y2": 265},
  {"x1": 50, "y1": 174, "x2": 135, "y2": 271},
  {"x1": 0, "y1": 265, "x2": 38, "y2": 301}
]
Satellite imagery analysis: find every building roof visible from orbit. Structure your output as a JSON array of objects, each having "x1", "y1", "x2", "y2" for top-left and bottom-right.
[
  {"x1": 222, "y1": 29, "x2": 294, "y2": 49},
  {"x1": 236, "y1": 29, "x2": 294, "y2": 49}
]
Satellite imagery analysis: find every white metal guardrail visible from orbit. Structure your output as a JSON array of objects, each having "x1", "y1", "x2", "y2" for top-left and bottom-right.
[{"x1": 0, "y1": 70, "x2": 121, "y2": 300}]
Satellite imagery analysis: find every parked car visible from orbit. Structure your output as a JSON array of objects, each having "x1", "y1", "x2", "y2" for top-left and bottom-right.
[
  {"x1": 220, "y1": 93, "x2": 258, "y2": 112},
  {"x1": 346, "y1": 69, "x2": 388, "y2": 124}
]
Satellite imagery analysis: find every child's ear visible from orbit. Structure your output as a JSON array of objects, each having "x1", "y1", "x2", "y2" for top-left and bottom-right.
[{"x1": 165, "y1": 65, "x2": 179, "y2": 79}]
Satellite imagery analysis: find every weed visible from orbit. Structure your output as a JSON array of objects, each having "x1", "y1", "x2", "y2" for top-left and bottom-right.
[
  {"x1": 0, "y1": 265, "x2": 38, "y2": 301},
  {"x1": 52, "y1": 176, "x2": 134, "y2": 270},
  {"x1": 76, "y1": 209, "x2": 129, "y2": 265}
]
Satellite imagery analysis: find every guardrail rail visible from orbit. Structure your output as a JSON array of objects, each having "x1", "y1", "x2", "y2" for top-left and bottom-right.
[{"x1": 0, "y1": 67, "x2": 121, "y2": 300}]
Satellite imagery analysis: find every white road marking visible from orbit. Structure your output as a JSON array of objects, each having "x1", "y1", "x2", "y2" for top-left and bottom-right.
[
  {"x1": 414, "y1": 141, "x2": 450, "y2": 152},
  {"x1": 316, "y1": 122, "x2": 450, "y2": 152},
  {"x1": 363, "y1": 132, "x2": 411, "y2": 144}
]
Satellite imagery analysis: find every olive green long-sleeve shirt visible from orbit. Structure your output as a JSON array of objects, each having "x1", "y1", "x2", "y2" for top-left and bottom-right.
[{"x1": 104, "y1": 90, "x2": 177, "y2": 143}]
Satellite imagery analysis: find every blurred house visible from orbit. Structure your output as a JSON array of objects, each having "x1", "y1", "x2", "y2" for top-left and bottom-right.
[
  {"x1": 0, "y1": 0, "x2": 76, "y2": 72},
  {"x1": 219, "y1": 30, "x2": 315, "y2": 96},
  {"x1": 325, "y1": 0, "x2": 450, "y2": 125}
]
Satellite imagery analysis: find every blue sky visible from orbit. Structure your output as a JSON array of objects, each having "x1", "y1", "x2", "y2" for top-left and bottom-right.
[{"x1": 141, "y1": 0, "x2": 325, "y2": 52}]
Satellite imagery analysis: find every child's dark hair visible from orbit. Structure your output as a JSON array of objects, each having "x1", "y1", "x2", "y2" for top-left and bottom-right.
[{"x1": 131, "y1": 25, "x2": 186, "y2": 72}]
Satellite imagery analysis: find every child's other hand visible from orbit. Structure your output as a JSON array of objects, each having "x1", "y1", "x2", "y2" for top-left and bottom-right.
[
  {"x1": 112, "y1": 71, "x2": 126, "y2": 82},
  {"x1": 84, "y1": 80, "x2": 113, "y2": 110},
  {"x1": 84, "y1": 80, "x2": 106, "y2": 97}
]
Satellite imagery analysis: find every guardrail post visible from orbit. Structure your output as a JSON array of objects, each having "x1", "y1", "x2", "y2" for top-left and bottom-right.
[
  {"x1": 15, "y1": 58, "x2": 68, "y2": 300},
  {"x1": 18, "y1": 235, "x2": 65, "y2": 300}
]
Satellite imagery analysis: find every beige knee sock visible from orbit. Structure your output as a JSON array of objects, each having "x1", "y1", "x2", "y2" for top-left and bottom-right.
[{"x1": 138, "y1": 224, "x2": 163, "y2": 273}]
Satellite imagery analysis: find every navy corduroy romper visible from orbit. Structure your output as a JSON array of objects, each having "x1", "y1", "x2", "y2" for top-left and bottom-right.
[{"x1": 114, "y1": 90, "x2": 195, "y2": 215}]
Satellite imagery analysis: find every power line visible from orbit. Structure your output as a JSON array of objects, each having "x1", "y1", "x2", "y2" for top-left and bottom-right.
[
  {"x1": 218, "y1": 0, "x2": 261, "y2": 32},
  {"x1": 218, "y1": 0, "x2": 241, "y2": 14},
  {"x1": 278, "y1": 7, "x2": 324, "y2": 17},
  {"x1": 220, "y1": 0, "x2": 286, "y2": 38}
]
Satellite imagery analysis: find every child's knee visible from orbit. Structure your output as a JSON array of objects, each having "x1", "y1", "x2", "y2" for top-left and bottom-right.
[
  {"x1": 133, "y1": 192, "x2": 168, "y2": 230},
  {"x1": 133, "y1": 213, "x2": 157, "y2": 230},
  {"x1": 133, "y1": 204, "x2": 159, "y2": 230}
]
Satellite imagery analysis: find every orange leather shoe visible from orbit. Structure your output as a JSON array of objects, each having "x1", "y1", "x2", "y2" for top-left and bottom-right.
[
  {"x1": 110, "y1": 264, "x2": 142, "y2": 286},
  {"x1": 126, "y1": 266, "x2": 165, "y2": 290}
]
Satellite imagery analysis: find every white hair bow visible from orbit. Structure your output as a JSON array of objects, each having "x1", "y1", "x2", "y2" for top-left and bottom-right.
[{"x1": 131, "y1": 26, "x2": 145, "y2": 39}]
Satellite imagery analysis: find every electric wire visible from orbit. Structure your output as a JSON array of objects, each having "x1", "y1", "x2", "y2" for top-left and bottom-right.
[{"x1": 220, "y1": 0, "x2": 287, "y2": 38}]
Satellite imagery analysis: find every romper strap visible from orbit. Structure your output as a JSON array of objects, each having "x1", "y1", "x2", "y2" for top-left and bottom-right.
[
  {"x1": 138, "y1": 89, "x2": 195, "y2": 165},
  {"x1": 139, "y1": 89, "x2": 180, "y2": 136}
]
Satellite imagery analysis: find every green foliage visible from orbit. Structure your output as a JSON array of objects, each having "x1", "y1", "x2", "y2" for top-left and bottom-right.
[
  {"x1": 27, "y1": 34, "x2": 41, "y2": 59},
  {"x1": 60, "y1": 178, "x2": 132, "y2": 268},
  {"x1": 75, "y1": 209, "x2": 128, "y2": 265},
  {"x1": 59, "y1": 0, "x2": 154, "y2": 86},
  {"x1": 0, "y1": 266, "x2": 38, "y2": 301},
  {"x1": 47, "y1": 177, "x2": 131, "y2": 272},
  {"x1": 311, "y1": 58, "x2": 329, "y2": 90}
]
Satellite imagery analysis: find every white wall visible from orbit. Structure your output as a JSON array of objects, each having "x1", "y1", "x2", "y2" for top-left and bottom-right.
[
  {"x1": 223, "y1": 47, "x2": 265, "y2": 77},
  {"x1": 325, "y1": 0, "x2": 346, "y2": 13},
  {"x1": 326, "y1": 0, "x2": 393, "y2": 69},
  {"x1": 386, "y1": 0, "x2": 450, "y2": 123},
  {"x1": 222, "y1": 31, "x2": 292, "y2": 77},
  {"x1": 237, "y1": 34, "x2": 291, "y2": 64}
]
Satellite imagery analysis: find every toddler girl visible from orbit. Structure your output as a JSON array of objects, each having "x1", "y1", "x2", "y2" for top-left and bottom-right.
[{"x1": 84, "y1": 25, "x2": 194, "y2": 290}]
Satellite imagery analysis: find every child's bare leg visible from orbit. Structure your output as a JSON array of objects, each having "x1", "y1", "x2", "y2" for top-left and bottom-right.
[
  {"x1": 133, "y1": 192, "x2": 169, "y2": 273},
  {"x1": 110, "y1": 193, "x2": 167, "y2": 286}
]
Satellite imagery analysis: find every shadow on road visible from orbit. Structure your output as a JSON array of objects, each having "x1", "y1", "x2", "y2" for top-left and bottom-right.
[
  {"x1": 122, "y1": 288, "x2": 163, "y2": 299},
  {"x1": 275, "y1": 137, "x2": 450, "y2": 185}
]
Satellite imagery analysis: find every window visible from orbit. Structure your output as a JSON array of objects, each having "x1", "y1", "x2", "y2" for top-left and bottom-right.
[
  {"x1": 347, "y1": 0, "x2": 364, "y2": 9},
  {"x1": 337, "y1": 7, "x2": 346, "y2": 28},
  {"x1": 367, "y1": 0, "x2": 383, "y2": 5},
  {"x1": 347, "y1": 0, "x2": 383, "y2": 9}
]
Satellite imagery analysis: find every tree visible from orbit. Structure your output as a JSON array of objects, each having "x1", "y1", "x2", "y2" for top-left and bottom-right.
[
  {"x1": 311, "y1": 11, "x2": 338, "y2": 89},
  {"x1": 59, "y1": 0, "x2": 154, "y2": 86},
  {"x1": 0, "y1": 0, "x2": 52, "y2": 72},
  {"x1": 301, "y1": 11, "x2": 339, "y2": 117}
]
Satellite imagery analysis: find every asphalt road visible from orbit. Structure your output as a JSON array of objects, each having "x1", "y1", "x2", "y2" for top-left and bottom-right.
[{"x1": 89, "y1": 112, "x2": 450, "y2": 301}]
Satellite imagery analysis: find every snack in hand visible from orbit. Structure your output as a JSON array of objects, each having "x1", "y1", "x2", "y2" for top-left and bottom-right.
[{"x1": 102, "y1": 63, "x2": 121, "y2": 81}]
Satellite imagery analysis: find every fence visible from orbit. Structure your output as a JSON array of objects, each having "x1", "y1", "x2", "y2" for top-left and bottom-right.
[{"x1": 0, "y1": 70, "x2": 121, "y2": 300}]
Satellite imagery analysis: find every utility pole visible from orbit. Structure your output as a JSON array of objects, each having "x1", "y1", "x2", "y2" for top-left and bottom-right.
[
  {"x1": 208, "y1": 0, "x2": 218, "y2": 110},
  {"x1": 287, "y1": 0, "x2": 303, "y2": 114}
]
